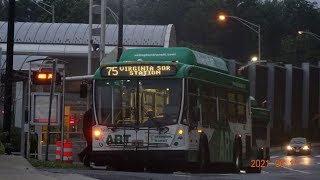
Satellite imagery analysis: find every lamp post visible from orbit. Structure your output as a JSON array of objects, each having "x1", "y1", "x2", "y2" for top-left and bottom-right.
[
  {"x1": 218, "y1": 14, "x2": 261, "y2": 62},
  {"x1": 32, "y1": 0, "x2": 55, "y2": 23},
  {"x1": 238, "y1": 59, "x2": 267, "y2": 75},
  {"x1": 117, "y1": 0, "x2": 124, "y2": 61},
  {"x1": 92, "y1": 3, "x2": 120, "y2": 61},
  {"x1": 298, "y1": 31, "x2": 320, "y2": 41},
  {"x1": 92, "y1": 4, "x2": 119, "y2": 23}
]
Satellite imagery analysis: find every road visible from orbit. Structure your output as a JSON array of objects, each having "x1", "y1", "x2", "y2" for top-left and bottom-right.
[{"x1": 41, "y1": 147, "x2": 320, "y2": 180}]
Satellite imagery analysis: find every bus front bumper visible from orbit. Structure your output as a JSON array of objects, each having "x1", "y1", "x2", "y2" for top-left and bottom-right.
[{"x1": 90, "y1": 150, "x2": 188, "y2": 167}]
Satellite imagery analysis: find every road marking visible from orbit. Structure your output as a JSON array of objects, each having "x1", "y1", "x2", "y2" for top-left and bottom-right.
[
  {"x1": 268, "y1": 162, "x2": 274, "y2": 165},
  {"x1": 317, "y1": 162, "x2": 320, "y2": 165},
  {"x1": 262, "y1": 170, "x2": 270, "y2": 174},
  {"x1": 314, "y1": 155, "x2": 320, "y2": 158},
  {"x1": 281, "y1": 166, "x2": 311, "y2": 174},
  {"x1": 270, "y1": 155, "x2": 279, "y2": 159}
]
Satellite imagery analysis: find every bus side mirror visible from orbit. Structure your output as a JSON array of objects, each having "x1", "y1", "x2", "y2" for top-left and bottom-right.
[{"x1": 80, "y1": 83, "x2": 87, "y2": 98}]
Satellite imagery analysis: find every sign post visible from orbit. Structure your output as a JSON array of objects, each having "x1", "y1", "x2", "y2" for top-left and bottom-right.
[{"x1": 45, "y1": 60, "x2": 56, "y2": 161}]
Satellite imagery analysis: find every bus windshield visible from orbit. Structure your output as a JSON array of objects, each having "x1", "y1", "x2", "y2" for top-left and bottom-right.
[{"x1": 94, "y1": 79, "x2": 182, "y2": 127}]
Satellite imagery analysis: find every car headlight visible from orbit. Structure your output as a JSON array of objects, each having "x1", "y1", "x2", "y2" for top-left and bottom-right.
[
  {"x1": 302, "y1": 145, "x2": 309, "y2": 150},
  {"x1": 287, "y1": 145, "x2": 293, "y2": 150}
]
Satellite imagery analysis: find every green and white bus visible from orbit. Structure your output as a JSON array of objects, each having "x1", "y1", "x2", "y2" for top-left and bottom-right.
[{"x1": 90, "y1": 47, "x2": 263, "y2": 172}]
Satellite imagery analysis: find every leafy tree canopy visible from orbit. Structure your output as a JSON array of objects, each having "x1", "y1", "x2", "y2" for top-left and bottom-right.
[{"x1": 0, "y1": 0, "x2": 319, "y2": 65}]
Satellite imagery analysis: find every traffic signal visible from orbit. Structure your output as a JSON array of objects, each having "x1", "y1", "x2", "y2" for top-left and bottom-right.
[
  {"x1": 32, "y1": 71, "x2": 61, "y2": 85},
  {"x1": 69, "y1": 117, "x2": 75, "y2": 124}
]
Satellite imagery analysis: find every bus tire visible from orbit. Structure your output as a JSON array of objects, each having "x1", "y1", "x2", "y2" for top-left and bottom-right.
[
  {"x1": 247, "y1": 148, "x2": 263, "y2": 173},
  {"x1": 83, "y1": 155, "x2": 91, "y2": 167},
  {"x1": 199, "y1": 136, "x2": 209, "y2": 172},
  {"x1": 246, "y1": 166, "x2": 261, "y2": 173},
  {"x1": 232, "y1": 138, "x2": 242, "y2": 173},
  {"x1": 266, "y1": 147, "x2": 270, "y2": 160}
]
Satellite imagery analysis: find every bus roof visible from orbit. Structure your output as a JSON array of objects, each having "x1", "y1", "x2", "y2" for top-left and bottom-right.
[
  {"x1": 119, "y1": 47, "x2": 229, "y2": 73},
  {"x1": 95, "y1": 47, "x2": 249, "y2": 92}
]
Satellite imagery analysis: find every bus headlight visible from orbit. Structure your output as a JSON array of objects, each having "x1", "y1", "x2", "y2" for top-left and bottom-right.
[
  {"x1": 287, "y1": 145, "x2": 293, "y2": 150},
  {"x1": 93, "y1": 129, "x2": 102, "y2": 138},
  {"x1": 302, "y1": 145, "x2": 309, "y2": 150}
]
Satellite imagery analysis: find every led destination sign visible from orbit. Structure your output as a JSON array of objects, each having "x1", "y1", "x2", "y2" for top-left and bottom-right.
[{"x1": 101, "y1": 65, "x2": 176, "y2": 77}]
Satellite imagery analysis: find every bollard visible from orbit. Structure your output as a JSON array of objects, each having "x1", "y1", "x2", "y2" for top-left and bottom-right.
[{"x1": 55, "y1": 140, "x2": 73, "y2": 163}]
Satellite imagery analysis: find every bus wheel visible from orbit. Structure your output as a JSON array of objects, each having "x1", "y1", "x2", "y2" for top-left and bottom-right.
[
  {"x1": 83, "y1": 155, "x2": 91, "y2": 167},
  {"x1": 199, "y1": 142, "x2": 209, "y2": 172},
  {"x1": 266, "y1": 147, "x2": 270, "y2": 160},
  {"x1": 232, "y1": 142, "x2": 242, "y2": 173},
  {"x1": 247, "y1": 148, "x2": 263, "y2": 173}
]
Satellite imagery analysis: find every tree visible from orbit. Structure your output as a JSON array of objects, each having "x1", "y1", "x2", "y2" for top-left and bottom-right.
[
  {"x1": 0, "y1": 0, "x2": 319, "y2": 64},
  {"x1": 0, "y1": 0, "x2": 8, "y2": 20}
]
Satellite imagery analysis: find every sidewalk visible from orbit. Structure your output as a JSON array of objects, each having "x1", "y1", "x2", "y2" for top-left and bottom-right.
[
  {"x1": 270, "y1": 142, "x2": 320, "y2": 153},
  {"x1": 0, "y1": 155, "x2": 97, "y2": 180}
]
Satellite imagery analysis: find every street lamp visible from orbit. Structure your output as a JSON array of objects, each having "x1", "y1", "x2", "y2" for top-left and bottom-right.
[
  {"x1": 298, "y1": 31, "x2": 320, "y2": 41},
  {"x1": 31, "y1": 0, "x2": 55, "y2": 23},
  {"x1": 92, "y1": 3, "x2": 120, "y2": 61},
  {"x1": 251, "y1": 56, "x2": 258, "y2": 62},
  {"x1": 218, "y1": 14, "x2": 261, "y2": 62},
  {"x1": 237, "y1": 59, "x2": 267, "y2": 75}
]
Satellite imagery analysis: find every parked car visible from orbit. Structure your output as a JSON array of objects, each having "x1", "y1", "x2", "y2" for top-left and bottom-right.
[{"x1": 286, "y1": 137, "x2": 311, "y2": 156}]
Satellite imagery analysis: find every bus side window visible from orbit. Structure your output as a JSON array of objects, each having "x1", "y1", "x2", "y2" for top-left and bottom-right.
[
  {"x1": 188, "y1": 79, "x2": 197, "y2": 94},
  {"x1": 219, "y1": 99, "x2": 227, "y2": 125},
  {"x1": 228, "y1": 92, "x2": 237, "y2": 122},
  {"x1": 201, "y1": 98, "x2": 209, "y2": 127},
  {"x1": 237, "y1": 93, "x2": 246, "y2": 124},
  {"x1": 209, "y1": 98, "x2": 217, "y2": 127},
  {"x1": 181, "y1": 90, "x2": 188, "y2": 125},
  {"x1": 188, "y1": 95, "x2": 198, "y2": 129},
  {"x1": 217, "y1": 88, "x2": 227, "y2": 125}
]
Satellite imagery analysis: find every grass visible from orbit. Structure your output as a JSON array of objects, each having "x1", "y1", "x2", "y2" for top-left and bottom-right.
[{"x1": 28, "y1": 159, "x2": 87, "y2": 169}]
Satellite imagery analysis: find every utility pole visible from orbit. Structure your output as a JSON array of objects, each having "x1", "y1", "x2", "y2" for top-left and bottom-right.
[
  {"x1": 4, "y1": 0, "x2": 16, "y2": 142},
  {"x1": 117, "y1": 0, "x2": 124, "y2": 61},
  {"x1": 87, "y1": 0, "x2": 93, "y2": 110},
  {"x1": 100, "y1": 0, "x2": 106, "y2": 61},
  {"x1": 45, "y1": 60, "x2": 57, "y2": 161}
]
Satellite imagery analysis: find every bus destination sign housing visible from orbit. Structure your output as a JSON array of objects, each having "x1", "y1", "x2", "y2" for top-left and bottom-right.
[{"x1": 101, "y1": 64, "x2": 177, "y2": 77}]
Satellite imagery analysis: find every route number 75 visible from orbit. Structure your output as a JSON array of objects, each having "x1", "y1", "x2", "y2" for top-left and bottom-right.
[{"x1": 106, "y1": 67, "x2": 119, "y2": 76}]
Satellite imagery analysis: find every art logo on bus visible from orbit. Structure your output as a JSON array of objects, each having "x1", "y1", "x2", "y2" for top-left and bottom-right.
[{"x1": 106, "y1": 134, "x2": 131, "y2": 144}]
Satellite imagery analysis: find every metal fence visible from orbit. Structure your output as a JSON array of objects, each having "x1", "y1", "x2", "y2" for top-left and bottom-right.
[{"x1": 32, "y1": 131, "x2": 86, "y2": 161}]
